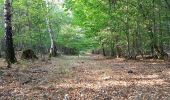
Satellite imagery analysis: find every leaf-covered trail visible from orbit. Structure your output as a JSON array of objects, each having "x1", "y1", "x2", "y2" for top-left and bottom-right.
[{"x1": 0, "y1": 55, "x2": 170, "y2": 99}]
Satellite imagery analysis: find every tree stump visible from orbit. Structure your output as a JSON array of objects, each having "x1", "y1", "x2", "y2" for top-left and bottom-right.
[{"x1": 21, "y1": 49, "x2": 38, "y2": 60}]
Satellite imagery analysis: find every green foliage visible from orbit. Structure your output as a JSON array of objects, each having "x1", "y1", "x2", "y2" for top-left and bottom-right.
[
  {"x1": 65, "y1": 0, "x2": 170, "y2": 57},
  {"x1": 0, "y1": 0, "x2": 170, "y2": 57}
]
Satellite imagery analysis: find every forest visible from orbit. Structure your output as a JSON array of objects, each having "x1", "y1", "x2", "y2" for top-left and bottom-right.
[{"x1": 0, "y1": 0, "x2": 170, "y2": 99}]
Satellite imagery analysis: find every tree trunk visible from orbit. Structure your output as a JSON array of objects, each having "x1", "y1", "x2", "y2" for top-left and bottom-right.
[
  {"x1": 45, "y1": 0, "x2": 57, "y2": 57},
  {"x1": 132, "y1": 33, "x2": 136, "y2": 59},
  {"x1": 136, "y1": 18, "x2": 143, "y2": 59},
  {"x1": 102, "y1": 43, "x2": 106, "y2": 56},
  {"x1": 115, "y1": 36, "x2": 122, "y2": 58},
  {"x1": 136, "y1": 0, "x2": 144, "y2": 59},
  {"x1": 151, "y1": 0, "x2": 156, "y2": 57},
  {"x1": 126, "y1": 0, "x2": 131, "y2": 59},
  {"x1": 110, "y1": 43, "x2": 114, "y2": 57},
  {"x1": 108, "y1": 0, "x2": 115, "y2": 57},
  {"x1": 4, "y1": 0, "x2": 17, "y2": 67}
]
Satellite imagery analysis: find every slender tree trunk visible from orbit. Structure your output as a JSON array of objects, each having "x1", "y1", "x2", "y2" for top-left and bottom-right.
[
  {"x1": 151, "y1": 0, "x2": 156, "y2": 57},
  {"x1": 132, "y1": 33, "x2": 136, "y2": 59},
  {"x1": 126, "y1": 0, "x2": 131, "y2": 58},
  {"x1": 108, "y1": 0, "x2": 115, "y2": 57},
  {"x1": 136, "y1": 18, "x2": 142, "y2": 58},
  {"x1": 115, "y1": 35, "x2": 121, "y2": 58},
  {"x1": 102, "y1": 43, "x2": 106, "y2": 56},
  {"x1": 110, "y1": 30, "x2": 114, "y2": 57},
  {"x1": 4, "y1": 0, "x2": 17, "y2": 67},
  {"x1": 45, "y1": 0, "x2": 57, "y2": 57},
  {"x1": 110, "y1": 42, "x2": 114, "y2": 57},
  {"x1": 136, "y1": 0, "x2": 144, "y2": 59},
  {"x1": 159, "y1": 7, "x2": 163, "y2": 55}
]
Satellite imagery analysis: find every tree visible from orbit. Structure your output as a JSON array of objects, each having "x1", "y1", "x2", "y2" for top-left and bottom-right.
[
  {"x1": 4, "y1": 0, "x2": 17, "y2": 67},
  {"x1": 45, "y1": 0, "x2": 57, "y2": 57},
  {"x1": 65, "y1": 0, "x2": 170, "y2": 59}
]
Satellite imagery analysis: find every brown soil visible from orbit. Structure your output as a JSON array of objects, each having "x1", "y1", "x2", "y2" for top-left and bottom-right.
[{"x1": 0, "y1": 54, "x2": 169, "y2": 100}]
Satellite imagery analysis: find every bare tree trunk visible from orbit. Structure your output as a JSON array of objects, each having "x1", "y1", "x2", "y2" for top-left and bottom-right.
[
  {"x1": 102, "y1": 43, "x2": 106, "y2": 56},
  {"x1": 115, "y1": 35, "x2": 122, "y2": 58},
  {"x1": 126, "y1": 0, "x2": 131, "y2": 59},
  {"x1": 4, "y1": 0, "x2": 17, "y2": 67},
  {"x1": 150, "y1": 0, "x2": 156, "y2": 57},
  {"x1": 132, "y1": 33, "x2": 136, "y2": 59},
  {"x1": 108, "y1": 0, "x2": 115, "y2": 57},
  {"x1": 110, "y1": 43, "x2": 114, "y2": 57},
  {"x1": 45, "y1": 0, "x2": 57, "y2": 57},
  {"x1": 136, "y1": 0, "x2": 144, "y2": 59}
]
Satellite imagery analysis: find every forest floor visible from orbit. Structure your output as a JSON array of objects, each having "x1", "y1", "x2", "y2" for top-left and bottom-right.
[{"x1": 0, "y1": 54, "x2": 170, "y2": 100}]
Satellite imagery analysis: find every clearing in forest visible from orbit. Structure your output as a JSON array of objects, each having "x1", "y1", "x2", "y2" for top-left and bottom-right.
[{"x1": 0, "y1": 54, "x2": 170, "y2": 99}]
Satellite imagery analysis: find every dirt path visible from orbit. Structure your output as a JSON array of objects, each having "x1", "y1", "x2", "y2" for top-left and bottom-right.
[{"x1": 0, "y1": 55, "x2": 170, "y2": 99}]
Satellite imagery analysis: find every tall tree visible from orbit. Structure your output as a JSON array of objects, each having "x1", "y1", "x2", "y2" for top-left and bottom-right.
[
  {"x1": 45, "y1": 0, "x2": 57, "y2": 57},
  {"x1": 4, "y1": 0, "x2": 16, "y2": 67}
]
